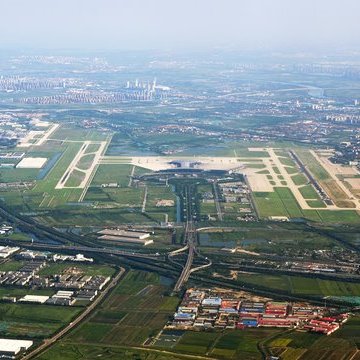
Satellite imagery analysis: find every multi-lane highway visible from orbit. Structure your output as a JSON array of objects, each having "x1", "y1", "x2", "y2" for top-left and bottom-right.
[
  {"x1": 172, "y1": 183, "x2": 212, "y2": 292},
  {"x1": 0, "y1": 239, "x2": 162, "y2": 261},
  {"x1": 173, "y1": 221, "x2": 196, "y2": 292}
]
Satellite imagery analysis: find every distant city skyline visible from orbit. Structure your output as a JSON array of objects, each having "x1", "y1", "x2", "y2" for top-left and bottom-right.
[{"x1": 1, "y1": 0, "x2": 360, "y2": 51}]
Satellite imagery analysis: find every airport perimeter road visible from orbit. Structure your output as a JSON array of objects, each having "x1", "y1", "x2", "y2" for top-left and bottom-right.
[{"x1": 22, "y1": 268, "x2": 125, "y2": 360}]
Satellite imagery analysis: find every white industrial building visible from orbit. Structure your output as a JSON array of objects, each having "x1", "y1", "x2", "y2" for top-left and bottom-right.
[
  {"x1": 98, "y1": 229, "x2": 150, "y2": 239},
  {"x1": 0, "y1": 246, "x2": 19, "y2": 258},
  {"x1": 19, "y1": 295, "x2": 49, "y2": 304},
  {"x1": 16, "y1": 157, "x2": 47, "y2": 169},
  {"x1": 0, "y1": 338, "x2": 33, "y2": 358},
  {"x1": 97, "y1": 229, "x2": 153, "y2": 246}
]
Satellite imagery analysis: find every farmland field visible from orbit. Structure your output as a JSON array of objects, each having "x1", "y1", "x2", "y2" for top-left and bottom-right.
[
  {"x1": 235, "y1": 273, "x2": 360, "y2": 298},
  {"x1": 0, "y1": 303, "x2": 81, "y2": 338},
  {"x1": 267, "y1": 317, "x2": 360, "y2": 360}
]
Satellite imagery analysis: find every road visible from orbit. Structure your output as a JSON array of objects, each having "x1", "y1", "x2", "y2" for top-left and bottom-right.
[
  {"x1": 0, "y1": 240, "x2": 162, "y2": 261},
  {"x1": 128, "y1": 165, "x2": 135, "y2": 187},
  {"x1": 172, "y1": 182, "x2": 213, "y2": 292},
  {"x1": 141, "y1": 186, "x2": 148, "y2": 213},
  {"x1": 173, "y1": 220, "x2": 196, "y2": 292},
  {"x1": 21, "y1": 267, "x2": 125, "y2": 360},
  {"x1": 212, "y1": 182, "x2": 223, "y2": 221}
]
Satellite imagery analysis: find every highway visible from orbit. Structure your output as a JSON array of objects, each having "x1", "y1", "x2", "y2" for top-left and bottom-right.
[
  {"x1": 212, "y1": 181, "x2": 223, "y2": 221},
  {"x1": 173, "y1": 221, "x2": 196, "y2": 292},
  {"x1": 0, "y1": 239, "x2": 162, "y2": 261},
  {"x1": 21, "y1": 267, "x2": 125, "y2": 360},
  {"x1": 172, "y1": 183, "x2": 212, "y2": 292}
]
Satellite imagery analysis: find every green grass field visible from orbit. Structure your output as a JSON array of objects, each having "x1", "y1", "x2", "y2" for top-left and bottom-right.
[
  {"x1": 253, "y1": 187, "x2": 360, "y2": 223},
  {"x1": 291, "y1": 173, "x2": 308, "y2": 186},
  {"x1": 0, "y1": 168, "x2": 40, "y2": 182},
  {"x1": 236, "y1": 273, "x2": 360, "y2": 298},
  {"x1": 295, "y1": 150, "x2": 330, "y2": 181},
  {"x1": 65, "y1": 169, "x2": 85, "y2": 187},
  {"x1": 0, "y1": 303, "x2": 81, "y2": 338},
  {"x1": 37, "y1": 343, "x2": 191, "y2": 360},
  {"x1": 173, "y1": 328, "x2": 281, "y2": 359},
  {"x1": 299, "y1": 185, "x2": 320, "y2": 200},
  {"x1": 76, "y1": 154, "x2": 95, "y2": 171},
  {"x1": 90, "y1": 164, "x2": 133, "y2": 187}
]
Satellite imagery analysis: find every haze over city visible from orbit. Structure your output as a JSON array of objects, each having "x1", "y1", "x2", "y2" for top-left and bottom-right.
[{"x1": 1, "y1": 0, "x2": 360, "y2": 50}]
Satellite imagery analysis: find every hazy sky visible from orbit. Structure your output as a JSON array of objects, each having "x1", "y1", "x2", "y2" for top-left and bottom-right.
[{"x1": 1, "y1": 0, "x2": 359, "y2": 50}]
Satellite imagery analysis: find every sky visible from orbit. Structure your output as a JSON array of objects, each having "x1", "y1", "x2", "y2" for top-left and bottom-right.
[{"x1": 1, "y1": 0, "x2": 360, "y2": 51}]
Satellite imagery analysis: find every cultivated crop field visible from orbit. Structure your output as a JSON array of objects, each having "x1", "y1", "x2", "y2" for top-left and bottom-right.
[
  {"x1": 37, "y1": 269, "x2": 182, "y2": 359},
  {"x1": 234, "y1": 272, "x2": 360, "y2": 298},
  {"x1": 267, "y1": 317, "x2": 360, "y2": 360},
  {"x1": 0, "y1": 303, "x2": 81, "y2": 338}
]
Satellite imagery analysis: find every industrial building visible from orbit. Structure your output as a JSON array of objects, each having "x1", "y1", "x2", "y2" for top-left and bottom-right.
[
  {"x1": 169, "y1": 288, "x2": 349, "y2": 334},
  {"x1": 0, "y1": 246, "x2": 19, "y2": 258},
  {"x1": 19, "y1": 295, "x2": 49, "y2": 304},
  {"x1": 98, "y1": 229, "x2": 150, "y2": 239},
  {"x1": 98, "y1": 228, "x2": 153, "y2": 245},
  {"x1": 0, "y1": 338, "x2": 33, "y2": 359}
]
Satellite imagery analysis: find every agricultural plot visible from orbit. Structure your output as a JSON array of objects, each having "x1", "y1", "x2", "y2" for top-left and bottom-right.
[
  {"x1": 0, "y1": 303, "x2": 81, "y2": 338},
  {"x1": 267, "y1": 318, "x2": 360, "y2": 360},
  {"x1": 37, "y1": 343, "x2": 190, "y2": 360},
  {"x1": 172, "y1": 328, "x2": 280, "y2": 359},
  {"x1": 236, "y1": 273, "x2": 360, "y2": 298},
  {"x1": 45, "y1": 270, "x2": 181, "y2": 355}
]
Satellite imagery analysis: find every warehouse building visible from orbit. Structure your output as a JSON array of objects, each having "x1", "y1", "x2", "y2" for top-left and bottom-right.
[
  {"x1": 97, "y1": 229, "x2": 153, "y2": 246},
  {"x1": 19, "y1": 295, "x2": 49, "y2": 304},
  {"x1": 0, "y1": 338, "x2": 33, "y2": 358},
  {"x1": 0, "y1": 246, "x2": 19, "y2": 258},
  {"x1": 98, "y1": 235, "x2": 154, "y2": 245},
  {"x1": 98, "y1": 229, "x2": 151, "y2": 239}
]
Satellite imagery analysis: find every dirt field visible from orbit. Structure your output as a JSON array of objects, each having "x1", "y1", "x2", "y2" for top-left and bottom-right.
[
  {"x1": 245, "y1": 170, "x2": 273, "y2": 192},
  {"x1": 311, "y1": 150, "x2": 360, "y2": 209},
  {"x1": 345, "y1": 178, "x2": 360, "y2": 189},
  {"x1": 318, "y1": 153, "x2": 358, "y2": 176}
]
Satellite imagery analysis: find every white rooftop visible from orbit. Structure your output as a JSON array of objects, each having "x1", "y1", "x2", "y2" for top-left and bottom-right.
[
  {"x1": 16, "y1": 157, "x2": 47, "y2": 169},
  {"x1": 0, "y1": 338, "x2": 33, "y2": 354},
  {"x1": 19, "y1": 295, "x2": 49, "y2": 303},
  {"x1": 0, "y1": 246, "x2": 19, "y2": 258}
]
